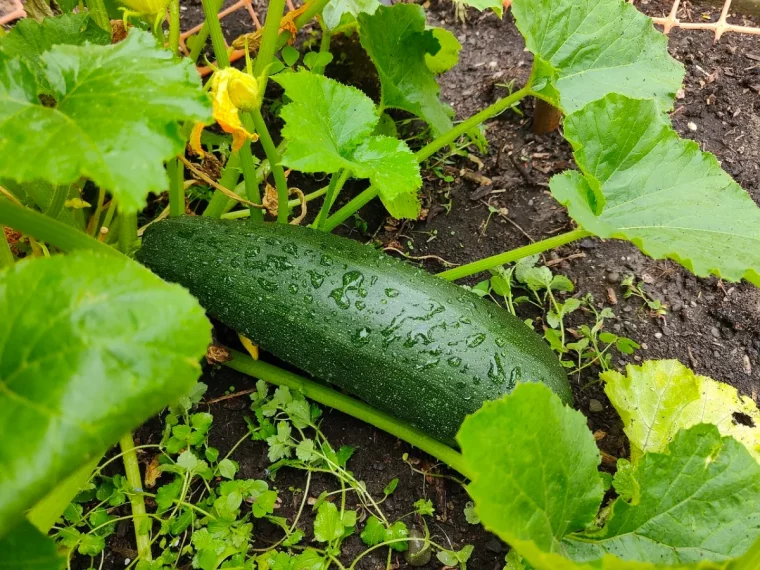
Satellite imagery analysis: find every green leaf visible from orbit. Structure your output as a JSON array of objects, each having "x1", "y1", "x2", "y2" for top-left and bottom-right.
[
  {"x1": 551, "y1": 95, "x2": 760, "y2": 286},
  {"x1": 323, "y1": 0, "x2": 379, "y2": 30},
  {"x1": 453, "y1": 0, "x2": 502, "y2": 17},
  {"x1": 0, "y1": 520, "x2": 63, "y2": 569},
  {"x1": 218, "y1": 459, "x2": 238, "y2": 479},
  {"x1": 0, "y1": 252, "x2": 211, "y2": 536},
  {"x1": 0, "y1": 30, "x2": 212, "y2": 214},
  {"x1": 511, "y1": 0, "x2": 683, "y2": 113},
  {"x1": 358, "y1": 4, "x2": 453, "y2": 136},
  {"x1": 275, "y1": 71, "x2": 421, "y2": 219},
  {"x1": 459, "y1": 383, "x2": 605, "y2": 553},
  {"x1": 0, "y1": 13, "x2": 110, "y2": 93},
  {"x1": 563, "y1": 425, "x2": 760, "y2": 564},
  {"x1": 360, "y1": 516, "x2": 387, "y2": 547},
  {"x1": 425, "y1": 28, "x2": 461, "y2": 75},
  {"x1": 314, "y1": 502, "x2": 344, "y2": 543},
  {"x1": 603, "y1": 360, "x2": 760, "y2": 462},
  {"x1": 414, "y1": 498, "x2": 434, "y2": 516}
]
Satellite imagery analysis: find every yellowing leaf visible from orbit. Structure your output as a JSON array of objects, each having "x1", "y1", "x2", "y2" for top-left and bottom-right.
[
  {"x1": 210, "y1": 68, "x2": 259, "y2": 152},
  {"x1": 603, "y1": 360, "x2": 760, "y2": 463}
]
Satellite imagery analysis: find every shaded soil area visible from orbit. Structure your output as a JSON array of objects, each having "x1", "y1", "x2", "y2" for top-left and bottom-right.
[{"x1": 80, "y1": 0, "x2": 760, "y2": 568}]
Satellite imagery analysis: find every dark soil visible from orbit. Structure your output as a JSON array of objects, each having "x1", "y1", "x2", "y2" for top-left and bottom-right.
[{"x1": 79, "y1": 0, "x2": 760, "y2": 568}]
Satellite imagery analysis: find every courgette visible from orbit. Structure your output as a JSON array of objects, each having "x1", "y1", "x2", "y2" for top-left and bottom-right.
[{"x1": 137, "y1": 218, "x2": 570, "y2": 444}]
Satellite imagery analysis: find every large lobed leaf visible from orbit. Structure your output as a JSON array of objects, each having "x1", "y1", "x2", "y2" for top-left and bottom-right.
[
  {"x1": 322, "y1": 0, "x2": 379, "y2": 30},
  {"x1": 0, "y1": 253, "x2": 211, "y2": 537},
  {"x1": 459, "y1": 383, "x2": 760, "y2": 568},
  {"x1": 358, "y1": 4, "x2": 453, "y2": 136},
  {"x1": 511, "y1": 0, "x2": 684, "y2": 113},
  {"x1": 551, "y1": 95, "x2": 760, "y2": 286},
  {"x1": 603, "y1": 360, "x2": 760, "y2": 462},
  {"x1": 275, "y1": 71, "x2": 422, "y2": 219},
  {"x1": 0, "y1": 30, "x2": 211, "y2": 214},
  {"x1": 0, "y1": 13, "x2": 110, "y2": 93}
]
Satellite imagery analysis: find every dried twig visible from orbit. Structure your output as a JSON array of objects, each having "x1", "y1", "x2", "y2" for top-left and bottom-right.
[{"x1": 178, "y1": 155, "x2": 265, "y2": 210}]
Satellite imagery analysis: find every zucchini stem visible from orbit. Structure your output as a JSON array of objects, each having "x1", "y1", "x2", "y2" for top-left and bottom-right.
[
  {"x1": 168, "y1": 157, "x2": 185, "y2": 217},
  {"x1": 437, "y1": 229, "x2": 592, "y2": 281},
  {"x1": 0, "y1": 200, "x2": 120, "y2": 256},
  {"x1": 168, "y1": 0, "x2": 181, "y2": 56},
  {"x1": 223, "y1": 349, "x2": 473, "y2": 478},
  {"x1": 250, "y1": 109, "x2": 290, "y2": 223},
  {"x1": 120, "y1": 433, "x2": 152, "y2": 562},
  {"x1": 322, "y1": 187, "x2": 379, "y2": 233},
  {"x1": 315, "y1": 170, "x2": 350, "y2": 229}
]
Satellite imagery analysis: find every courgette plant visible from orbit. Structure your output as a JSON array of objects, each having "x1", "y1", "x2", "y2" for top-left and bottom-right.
[{"x1": 2, "y1": 0, "x2": 760, "y2": 567}]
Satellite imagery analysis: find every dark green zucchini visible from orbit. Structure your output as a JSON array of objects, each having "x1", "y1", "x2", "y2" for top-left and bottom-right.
[{"x1": 137, "y1": 217, "x2": 570, "y2": 444}]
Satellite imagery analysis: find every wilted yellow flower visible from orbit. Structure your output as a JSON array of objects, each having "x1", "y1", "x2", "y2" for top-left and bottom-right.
[{"x1": 210, "y1": 68, "x2": 260, "y2": 152}]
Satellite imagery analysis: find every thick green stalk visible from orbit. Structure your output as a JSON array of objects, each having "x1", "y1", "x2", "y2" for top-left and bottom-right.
[
  {"x1": 200, "y1": 0, "x2": 230, "y2": 67},
  {"x1": 438, "y1": 229, "x2": 592, "y2": 281},
  {"x1": 188, "y1": 0, "x2": 224, "y2": 63},
  {"x1": 251, "y1": 109, "x2": 289, "y2": 223},
  {"x1": 0, "y1": 200, "x2": 119, "y2": 256},
  {"x1": 168, "y1": 157, "x2": 185, "y2": 217},
  {"x1": 735, "y1": 536, "x2": 760, "y2": 570},
  {"x1": 85, "y1": 0, "x2": 110, "y2": 31},
  {"x1": 120, "y1": 433, "x2": 152, "y2": 562},
  {"x1": 315, "y1": 170, "x2": 349, "y2": 229},
  {"x1": 0, "y1": 228, "x2": 13, "y2": 268},
  {"x1": 223, "y1": 350, "x2": 472, "y2": 477},
  {"x1": 204, "y1": 153, "x2": 242, "y2": 218},
  {"x1": 119, "y1": 212, "x2": 137, "y2": 254},
  {"x1": 168, "y1": 0, "x2": 181, "y2": 56},
  {"x1": 416, "y1": 86, "x2": 531, "y2": 163},
  {"x1": 252, "y1": 0, "x2": 287, "y2": 83},
  {"x1": 239, "y1": 140, "x2": 263, "y2": 221},
  {"x1": 322, "y1": 187, "x2": 378, "y2": 232}
]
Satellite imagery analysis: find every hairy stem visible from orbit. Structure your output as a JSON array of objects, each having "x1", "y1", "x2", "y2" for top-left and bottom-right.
[
  {"x1": 120, "y1": 433, "x2": 152, "y2": 562},
  {"x1": 118, "y1": 212, "x2": 137, "y2": 254},
  {"x1": 0, "y1": 200, "x2": 119, "y2": 256},
  {"x1": 204, "y1": 153, "x2": 242, "y2": 218},
  {"x1": 252, "y1": 0, "x2": 287, "y2": 85},
  {"x1": 239, "y1": 140, "x2": 263, "y2": 221},
  {"x1": 188, "y1": 0, "x2": 224, "y2": 62},
  {"x1": 168, "y1": 157, "x2": 185, "y2": 217},
  {"x1": 200, "y1": 0, "x2": 230, "y2": 67},
  {"x1": 315, "y1": 170, "x2": 350, "y2": 229},
  {"x1": 223, "y1": 350, "x2": 471, "y2": 477},
  {"x1": 437, "y1": 229, "x2": 592, "y2": 281},
  {"x1": 168, "y1": 0, "x2": 181, "y2": 56},
  {"x1": 322, "y1": 187, "x2": 378, "y2": 232},
  {"x1": 416, "y1": 85, "x2": 531, "y2": 163},
  {"x1": 250, "y1": 109, "x2": 289, "y2": 223}
]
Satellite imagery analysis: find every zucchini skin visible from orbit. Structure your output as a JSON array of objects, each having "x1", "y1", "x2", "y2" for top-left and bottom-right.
[{"x1": 137, "y1": 218, "x2": 571, "y2": 444}]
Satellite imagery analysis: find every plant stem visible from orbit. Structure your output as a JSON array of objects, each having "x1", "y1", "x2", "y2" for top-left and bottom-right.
[
  {"x1": 86, "y1": 187, "x2": 106, "y2": 236},
  {"x1": 0, "y1": 200, "x2": 120, "y2": 256},
  {"x1": 223, "y1": 349, "x2": 472, "y2": 477},
  {"x1": 312, "y1": 18, "x2": 331, "y2": 75},
  {"x1": 168, "y1": 157, "x2": 185, "y2": 217},
  {"x1": 252, "y1": 0, "x2": 287, "y2": 86},
  {"x1": 168, "y1": 0, "x2": 181, "y2": 56},
  {"x1": 250, "y1": 109, "x2": 289, "y2": 223},
  {"x1": 85, "y1": 0, "x2": 110, "y2": 31},
  {"x1": 273, "y1": 0, "x2": 331, "y2": 51},
  {"x1": 415, "y1": 85, "x2": 531, "y2": 163},
  {"x1": 322, "y1": 187, "x2": 378, "y2": 232},
  {"x1": 200, "y1": 0, "x2": 230, "y2": 67},
  {"x1": 437, "y1": 229, "x2": 592, "y2": 281},
  {"x1": 0, "y1": 228, "x2": 13, "y2": 268},
  {"x1": 315, "y1": 170, "x2": 349, "y2": 229},
  {"x1": 239, "y1": 140, "x2": 263, "y2": 221},
  {"x1": 204, "y1": 153, "x2": 241, "y2": 218},
  {"x1": 119, "y1": 212, "x2": 137, "y2": 254},
  {"x1": 222, "y1": 185, "x2": 328, "y2": 219},
  {"x1": 44, "y1": 184, "x2": 69, "y2": 220},
  {"x1": 120, "y1": 433, "x2": 152, "y2": 562}
]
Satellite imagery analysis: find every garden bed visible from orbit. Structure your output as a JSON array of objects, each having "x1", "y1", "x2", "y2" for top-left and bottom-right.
[{"x1": 75, "y1": 0, "x2": 760, "y2": 567}]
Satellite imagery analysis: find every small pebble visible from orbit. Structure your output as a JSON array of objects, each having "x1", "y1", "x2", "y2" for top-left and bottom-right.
[
  {"x1": 640, "y1": 343, "x2": 648, "y2": 350},
  {"x1": 485, "y1": 539, "x2": 503, "y2": 553},
  {"x1": 687, "y1": 121, "x2": 698, "y2": 131},
  {"x1": 623, "y1": 305, "x2": 633, "y2": 313},
  {"x1": 606, "y1": 272, "x2": 620, "y2": 284},
  {"x1": 589, "y1": 399, "x2": 604, "y2": 413},
  {"x1": 654, "y1": 332, "x2": 663, "y2": 339},
  {"x1": 711, "y1": 327, "x2": 721, "y2": 339}
]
